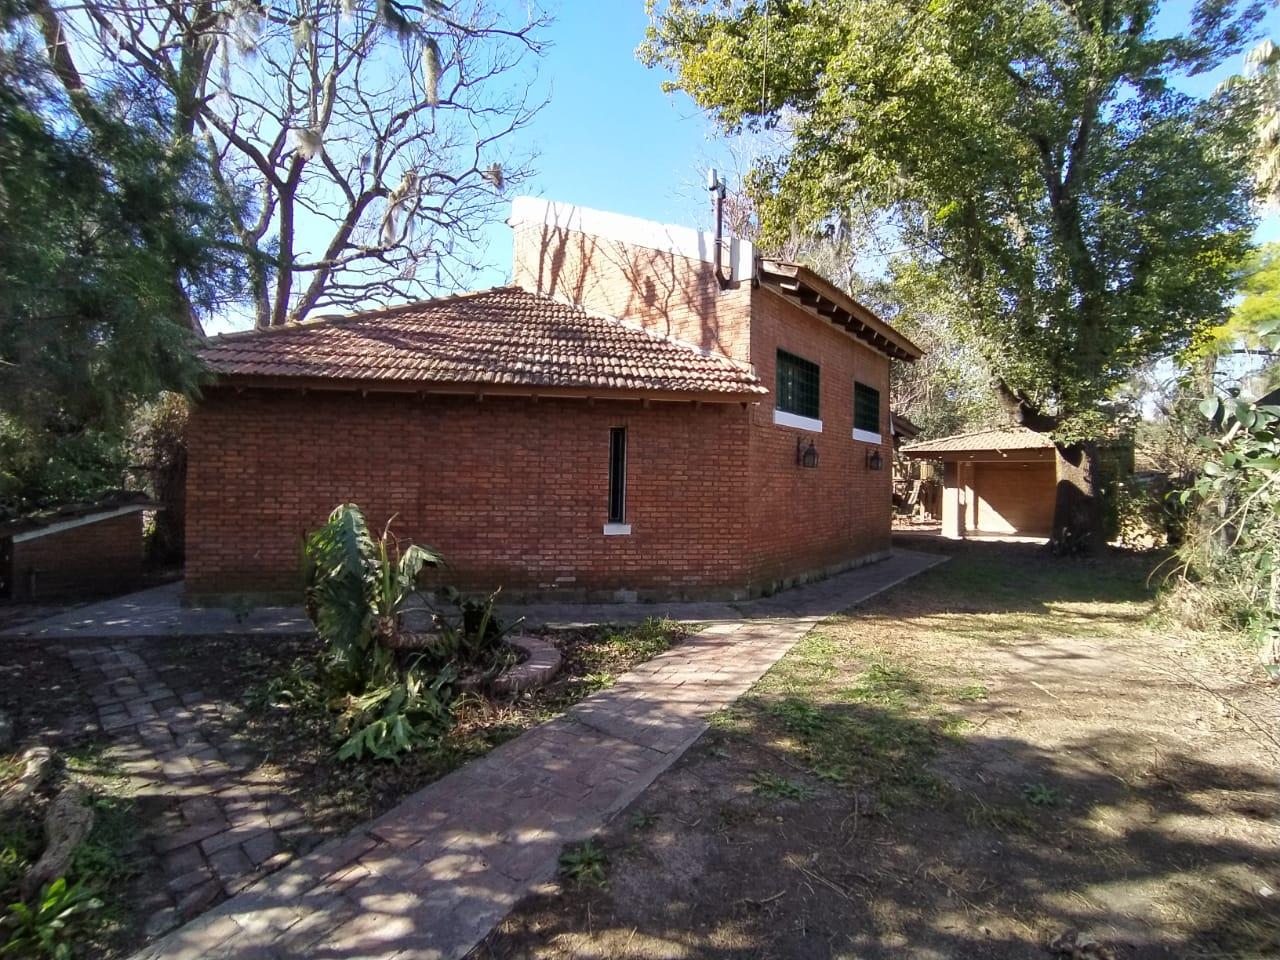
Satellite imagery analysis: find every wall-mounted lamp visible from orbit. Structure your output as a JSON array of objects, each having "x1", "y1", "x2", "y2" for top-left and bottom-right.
[
  {"x1": 796, "y1": 437, "x2": 819, "y2": 469},
  {"x1": 866, "y1": 448, "x2": 884, "y2": 471}
]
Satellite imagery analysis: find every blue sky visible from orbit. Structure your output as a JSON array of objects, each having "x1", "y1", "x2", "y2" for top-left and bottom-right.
[
  {"x1": 472, "y1": 0, "x2": 1280, "y2": 289},
  {"x1": 473, "y1": 0, "x2": 736, "y2": 287}
]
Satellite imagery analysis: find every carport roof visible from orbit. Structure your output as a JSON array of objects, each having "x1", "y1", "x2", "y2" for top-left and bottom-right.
[{"x1": 901, "y1": 427, "x2": 1054, "y2": 457}]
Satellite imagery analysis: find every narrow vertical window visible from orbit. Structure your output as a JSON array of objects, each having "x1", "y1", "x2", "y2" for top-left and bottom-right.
[{"x1": 608, "y1": 427, "x2": 627, "y2": 524}]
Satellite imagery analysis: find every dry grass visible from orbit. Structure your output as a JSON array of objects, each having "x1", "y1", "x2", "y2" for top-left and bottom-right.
[{"x1": 473, "y1": 544, "x2": 1280, "y2": 960}]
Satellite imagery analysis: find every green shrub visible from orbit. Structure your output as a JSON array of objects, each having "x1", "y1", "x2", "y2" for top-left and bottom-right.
[
  {"x1": 301, "y1": 504, "x2": 521, "y2": 762},
  {"x1": 428, "y1": 587, "x2": 517, "y2": 673},
  {"x1": 303, "y1": 503, "x2": 443, "y2": 684},
  {"x1": 1173, "y1": 364, "x2": 1280, "y2": 674},
  {"x1": 335, "y1": 668, "x2": 455, "y2": 762},
  {"x1": 1, "y1": 877, "x2": 102, "y2": 959}
]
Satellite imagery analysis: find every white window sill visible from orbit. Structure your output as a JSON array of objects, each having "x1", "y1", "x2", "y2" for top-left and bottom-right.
[
  {"x1": 773, "y1": 409, "x2": 823, "y2": 433},
  {"x1": 852, "y1": 428, "x2": 882, "y2": 444},
  {"x1": 603, "y1": 523, "x2": 632, "y2": 536}
]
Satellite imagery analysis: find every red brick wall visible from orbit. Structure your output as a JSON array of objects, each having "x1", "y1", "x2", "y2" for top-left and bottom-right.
[
  {"x1": 9, "y1": 510, "x2": 144, "y2": 601},
  {"x1": 186, "y1": 390, "x2": 753, "y2": 601},
  {"x1": 511, "y1": 223, "x2": 754, "y2": 363},
  {"x1": 187, "y1": 228, "x2": 900, "y2": 601},
  {"x1": 509, "y1": 221, "x2": 894, "y2": 590},
  {"x1": 746, "y1": 288, "x2": 894, "y2": 587}
]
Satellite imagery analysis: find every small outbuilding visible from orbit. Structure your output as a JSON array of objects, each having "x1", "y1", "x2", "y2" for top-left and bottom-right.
[
  {"x1": 900, "y1": 428, "x2": 1057, "y2": 540},
  {"x1": 0, "y1": 493, "x2": 152, "y2": 601}
]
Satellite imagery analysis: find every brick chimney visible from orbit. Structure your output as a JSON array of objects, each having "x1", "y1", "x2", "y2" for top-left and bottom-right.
[{"x1": 509, "y1": 197, "x2": 755, "y2": 363}]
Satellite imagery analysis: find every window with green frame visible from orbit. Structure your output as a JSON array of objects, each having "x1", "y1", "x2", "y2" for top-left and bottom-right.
[
  {"x1": 775, "y1": 350, "x2": 821, "y2": 420},
  {"x1": 853, "y1": 381, "x2": 881, "y2": 436}
]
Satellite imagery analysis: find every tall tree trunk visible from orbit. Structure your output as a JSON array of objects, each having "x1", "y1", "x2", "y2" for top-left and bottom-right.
[
  {"x1": 994, "y1": 379, "x2": 1103, "y2": 555},
  {"x1": 1051, "y1": 440, "x2": 1102, "y2": 555}
]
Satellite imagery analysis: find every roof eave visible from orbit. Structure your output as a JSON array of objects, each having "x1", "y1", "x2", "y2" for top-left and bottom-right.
[
  {"x1": 757, "y1": 260, "x2": 923, "y2": 362},
  {"x1": 900, "y1": 446, "x2": 1055, "y2": 461},
  {"x1": 205, "y1": 372, "x2": 768, "y2": 404}
]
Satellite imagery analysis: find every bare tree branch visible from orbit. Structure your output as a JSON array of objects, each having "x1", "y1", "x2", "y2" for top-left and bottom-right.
[{"x1": 42, "y1": 0, "x2": 548, "y2": 327}]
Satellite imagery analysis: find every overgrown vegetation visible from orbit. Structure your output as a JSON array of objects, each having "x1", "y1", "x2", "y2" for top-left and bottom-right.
[
  {"x1": 0, "y1": 757, "x2": 142, "y2": 959},
  {"x1": 1171, "y1": 348, "x2": 1280, "y2": 674},
  {"x1": 297, "y1": 503, "x2": 527, "y2": 762}
]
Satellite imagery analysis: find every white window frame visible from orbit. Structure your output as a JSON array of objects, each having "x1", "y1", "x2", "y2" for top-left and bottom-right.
[{"x1": 852, "y1": 380, "x2": 882, "y2": 445}]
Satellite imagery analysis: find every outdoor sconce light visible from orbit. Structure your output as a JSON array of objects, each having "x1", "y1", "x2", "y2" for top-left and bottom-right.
[
  {"x1": 796, "y1": 436, "x2": 819, "y2": 469},
  {"x1": 866, "y1": 448, "x2": 884, "y2": 471}
]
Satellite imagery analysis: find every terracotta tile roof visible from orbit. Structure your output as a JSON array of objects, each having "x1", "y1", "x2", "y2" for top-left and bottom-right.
[
  {"x1": 200, "y1": 288, "x2": 766, "y2": 398},
  {"x1": 901, "y1": 426, "x2": 1055, "y2": 455}
]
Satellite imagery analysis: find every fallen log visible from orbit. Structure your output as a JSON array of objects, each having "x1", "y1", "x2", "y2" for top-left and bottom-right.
[{"x1": 22, "y1": 783, "x2": 94, "y2": 900}]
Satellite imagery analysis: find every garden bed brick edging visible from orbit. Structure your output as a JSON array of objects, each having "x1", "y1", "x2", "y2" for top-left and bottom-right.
[{"x1": 492, "y1": 634, "x2": 562, "y2": 694}]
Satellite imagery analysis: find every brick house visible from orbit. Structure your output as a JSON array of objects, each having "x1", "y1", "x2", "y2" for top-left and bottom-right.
[{"x1": 186, "y1": 198, "x2": 921, "y2": 602}]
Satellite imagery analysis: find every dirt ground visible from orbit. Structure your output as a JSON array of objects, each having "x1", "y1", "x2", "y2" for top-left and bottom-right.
[{"x1": 473, "y1": 544, "x2": 1280, "y2": 960}]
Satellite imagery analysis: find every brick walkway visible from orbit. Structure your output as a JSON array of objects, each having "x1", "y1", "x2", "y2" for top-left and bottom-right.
[
  {"x1": 67, "y1": 645, "x2": 312, "y2": 936},
  {"x1": 128, "y1": 549, "x2": 945, "y2": 960}
]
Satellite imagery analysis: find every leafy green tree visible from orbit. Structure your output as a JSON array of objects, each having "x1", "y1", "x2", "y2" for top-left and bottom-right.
[
  {"x1": 1227, "y1": 37, "x2": 1280, "y2": 205},
  {"x1": 0, "y1": 0, "x2": 244, "y2": 512},
  {"x1": 643, "y1": 0, "x2": 1261, "y2": 550},
  {"x1": 865, "y1": 263, "x2": 1007, "y2": 440},
  {"x1": 1190, "y1": 242, "x2": 1280, "y2": 390}
]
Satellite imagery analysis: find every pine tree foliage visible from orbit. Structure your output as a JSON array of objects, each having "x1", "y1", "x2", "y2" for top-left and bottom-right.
[{"x1": 0, "y1": 0, "x2": 243, "y2": 512}]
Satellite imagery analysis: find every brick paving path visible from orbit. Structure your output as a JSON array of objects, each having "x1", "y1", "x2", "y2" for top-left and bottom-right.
[
  {"x1": 67, "y1": 645, "x2": 313, "y2": 936},
  {"x1": 128, "y1": 550, "x2": 945, "y2": 960}
]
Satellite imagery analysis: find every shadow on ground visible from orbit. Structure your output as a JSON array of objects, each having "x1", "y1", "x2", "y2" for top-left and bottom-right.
[
  {"x1": 472, "y1": 542, "x2": 1279, "y2": 960},
  {"x1": 474, "y1": 702, "x2": 1278, "y2": 960}
]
